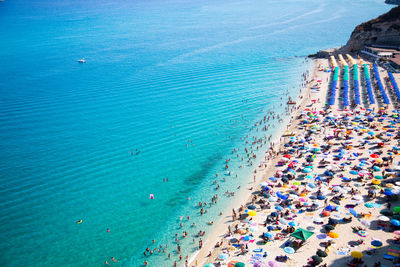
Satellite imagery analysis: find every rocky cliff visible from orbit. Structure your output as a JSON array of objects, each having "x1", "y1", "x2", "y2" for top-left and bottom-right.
[{"x1": 340, "y1": 6, "x2": 400, "y2": 53}]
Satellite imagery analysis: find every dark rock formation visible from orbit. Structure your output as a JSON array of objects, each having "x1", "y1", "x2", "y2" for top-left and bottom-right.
[{"x1": 340, "y1": 6, "x2": 400, "y2": 53}]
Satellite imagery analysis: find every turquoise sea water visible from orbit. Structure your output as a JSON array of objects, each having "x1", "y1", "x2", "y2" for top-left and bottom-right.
[{"x1": 0, "y1": 0, "x2": 391, "y2": 266}]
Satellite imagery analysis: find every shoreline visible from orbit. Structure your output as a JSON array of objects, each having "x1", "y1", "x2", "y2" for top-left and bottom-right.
[
  {"x1": 189, "y1": 58, "x2": 322, "y2": 267},
  {"x1": 188, "y1": 54, "x2": 400, "y2": 267}
]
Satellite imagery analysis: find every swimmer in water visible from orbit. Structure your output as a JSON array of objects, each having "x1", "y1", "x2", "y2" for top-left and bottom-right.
[
  {"x1": 111, "y1": 257, "x2": 117, "y2": 262},
  {"x1": 105, "y1": 260, "x2": 110, "y2": 265},
  {"x1": 76, "y1": 220, "x2": 82, "y2": 224}
]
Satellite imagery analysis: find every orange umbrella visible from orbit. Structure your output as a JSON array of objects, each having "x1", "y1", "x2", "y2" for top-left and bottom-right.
[
  {"x1": 322, "y1": 210, "x2": 331, "y2": 217},
  {"x1": 328, "y1": 232, "x2": 339, "y2": 238}
]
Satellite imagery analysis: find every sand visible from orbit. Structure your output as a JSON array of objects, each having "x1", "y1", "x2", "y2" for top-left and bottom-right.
[{"x1": 188, "y1": 57, "x2": 400, "y2": 267}]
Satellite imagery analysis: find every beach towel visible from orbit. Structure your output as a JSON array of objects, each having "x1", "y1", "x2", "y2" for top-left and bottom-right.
[
  {"x1": 253, "y1": 248, "x2": 263, "y2": 252},
  {"x1": 383, "y1": 254, "x2": 395, "y2": 260}
]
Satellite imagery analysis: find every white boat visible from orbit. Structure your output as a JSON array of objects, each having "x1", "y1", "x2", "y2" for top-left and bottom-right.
[{"x1": 77, "y1": 58, "x2": 86, "y2": 63}]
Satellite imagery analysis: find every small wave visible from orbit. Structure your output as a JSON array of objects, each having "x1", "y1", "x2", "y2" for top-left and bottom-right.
[
  {"x1": 249, "y1": 1, "x2": 327, "y2": 30},
  {"x1": 158, "y1": 35, "x2": 262, "y2": 66}
]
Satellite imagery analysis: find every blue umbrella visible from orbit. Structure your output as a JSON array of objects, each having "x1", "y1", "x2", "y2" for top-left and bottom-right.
[
  {"x1": 275, "y1": 206, "x2": 283, "y2": 211},
  {"x1": 349, "y1": 208, "x2": 358, "y2": 217},
  {"x1": 264, "y1": 232, "x2": 274, "y2": 238},
  {"x1": 270, "y1": 177, "x2": 277, "y2": 182},
  {"x1": 342, "y1": 177, "x2": 351, "y2": 182},
  {"x1": 289, "y1": 221, "x2": 298, "y2": 226},
  {"x1": 349, "y1": 170, "x2": 358, "y2": 175},
  {"x1": 371, "y1": 240, "x2": 383, "y2": 247},
  {"x1": 267, "y1": 226, "x2": 275, "y2": 231},
  {"x1": 284, "y1": 247, "x2": 295, "y2": 254},
  {"x1": 385, "y1": 191, "x2": 394, "y2": 196},
  {"x1": 303, "y1": 168, "x2": 312, "y2": 173},
  {"x1": 391, "y1": 219, "x2": 400, "y2": 226},
  {"x1": 373, "y1": 166, "x2": 381, "y2": 171},
  {"x1": 243, "y1": 236, "x2": 250, "y2": 241},
  {"x1": 325, "y1": 205, "x2": 336, "y2": 211},
  {"x1": 218, "y1": 253, "x2": 229, "y2": 260},
  {"x1": 317, "y1": 195, "x2": 326, "y2": 200},
  {"x1": 308, "y1": 183, "x2": 316, "y2": 188},
  {"x1": 280, "y1": 195, "x2": 289, "y2": 200}
]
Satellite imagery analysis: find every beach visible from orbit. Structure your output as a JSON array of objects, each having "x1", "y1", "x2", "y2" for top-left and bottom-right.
[
  {"x1": 1, "y1": 1, "x2": 396, "y2": 266},
  {"x1": 189, "y1": 56, "x2": 400, "y2": 267}
]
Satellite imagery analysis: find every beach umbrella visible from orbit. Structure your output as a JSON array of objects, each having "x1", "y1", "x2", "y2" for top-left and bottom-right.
[
  {"x1": 328, "y1": 232, "x2": 339, "y2": 238},
  {"x1": 370, "y1": 154, "x2": 379, "y2": 158},
  {"x1": 283, "y1": 247, "x2": 295, "y2": 254},
  {"x1": 385, "y1": 191, "x2": 394, "y2": 196},
  {"x1": 374, "y1": 175, "x2": 384, "y2": 180},
  {"x1": 349, "y1": 170, "x2": 358, "y2": 175},
  {"x1": 249, "y1": 226, "x2": 258, "y2": 232},
  {"x1": 303, "y1": 168, "x2": 312, "y2": 173},
  {"x1": 248, "y1": 205, "x2": 256, "y2": 210},
  {"x1": 322, "y1": 210, "x2": 331, "y2": 217},
  {"x1": 248, "y1": 211, "x2": 257, "y2": 216},
  {"x1": 324, "y1": 225, "x2": 335, "y2": 231},
  {"x1": 372, "y1": 203, "x2": 382, "y2": 208},
  {"x1": 219, "y1": 253, "x2": 229, "y2": 260},
  {"x1": 268, "y1": 261, "x2": 281, "y2": 267},
  {"x1": 393, "y1": 231, "x2": 400, "y2": 235},
  {"x1": 387, "y1": 183, "x2": 395, "y2": 188},
  {"x1": 361, "y1": 220, "x2": 371, "y2": 226},
  {"x1": 289, "y1": 221, "x2": 298, "y2": 227},
  {"x1": 358, "y1": 230, "x2": 368, "y2": 237},
  {"x1": 371, "y1": 240, "x2": 383, "y2": 247},
  {"x1": 311, "y1": 255, "x2": 323, "y2": 263},
  {"x1": 235, "y1": 263, "x2": 245, "y2": 267},
  {"x1": 268, "y1": 196, "x2": 278, "y2": 202},
  {"x1": 378, "y1": 215, "x2": 390, "y2": 222},
  {"x1": 205, "y1": 264, "x2": 216, "y2": 267},
  {"x1": 349, "y1": 208, "x2": 358, "y2": 217},
  {"x1": 264, "y1": 232, "x2": 274, "y2": 238},
  {"x1": 394, "y1": 207, "x2": 400, "y2": 213},
  {"x1": 280, "y1": 218, "x2": 288, "y2": 225},
  {"x1": 275, "y1": 206, "x2": 283, "y2": 211},
  {"x1": 391, "y1": 219, "x2": 400, "y2": 226},
  {"x1": 317, "y1": 250, "x2": 328, "y2": 257},
  {"x1": 351, "y1": 251, "x2": 363, "y2": 259},
  {"x1": 372, "y1": 179, "x2": 381, "y2": 185},
  {"x1": 290, "y1": 228, "x2": 314, "y2": 241},
  {"x1": 314, "y1": 218, "x2": 323, "y2": 224},
  {"x1": 271, "y1": 212, "x2": 279, "y2": 217},
  {"x1": 325, "y1": 205, "x2": 336, "y2": 211},
  {"x1": 317, "y1": 234, "x2": 327, "y2": 240},
  {"x1": 364, "y1": 203, "x2": 374, "y2": 208},
  {"x1": 373, "y1": 166, "x2": 381, "y2": 171}
]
